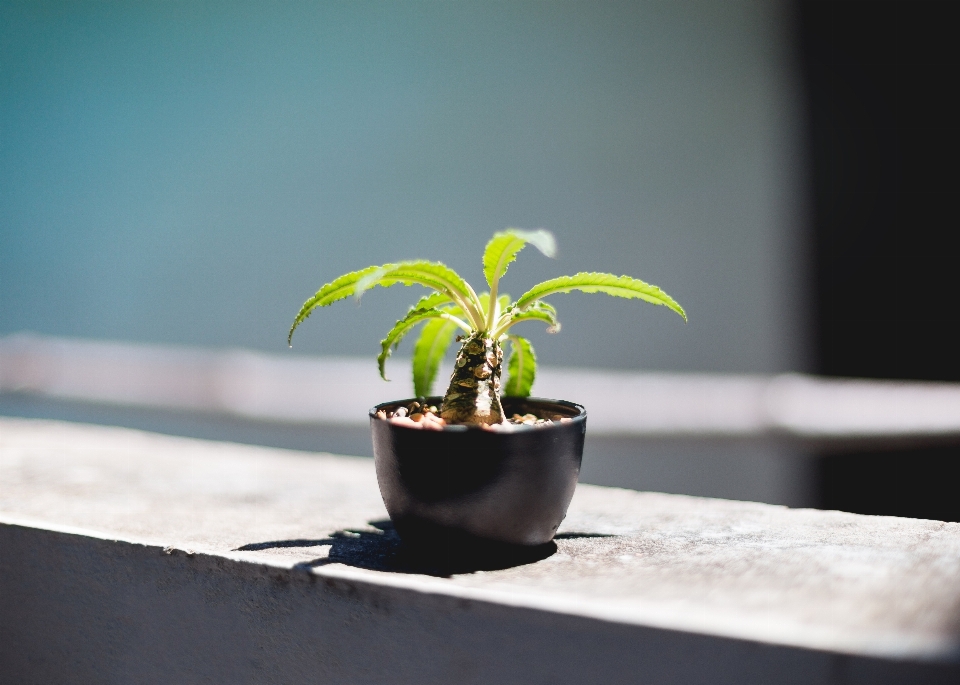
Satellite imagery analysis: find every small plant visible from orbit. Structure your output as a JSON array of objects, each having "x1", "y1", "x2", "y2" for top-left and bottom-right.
[{"x1": 289, "y1": 229, "x2": 685, "y2": 425}]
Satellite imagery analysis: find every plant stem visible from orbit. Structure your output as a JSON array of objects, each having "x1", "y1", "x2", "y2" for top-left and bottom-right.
[{"x1": 439, "y1": 333, "x2": 504, "y2": 424}]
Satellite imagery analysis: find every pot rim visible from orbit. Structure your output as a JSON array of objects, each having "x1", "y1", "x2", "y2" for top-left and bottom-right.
[{"x1": 369, "y1": 396, "x2": 587, "y2": 433}]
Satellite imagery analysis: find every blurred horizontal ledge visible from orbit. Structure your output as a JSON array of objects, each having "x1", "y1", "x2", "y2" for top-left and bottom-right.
[{"x1": 2, "y1": 333, "x2": 960, "y2": 446}]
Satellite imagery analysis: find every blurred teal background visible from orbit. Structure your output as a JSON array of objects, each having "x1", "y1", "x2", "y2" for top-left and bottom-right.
[{"x1": 1, "y1": 0, "x2": 808, "y2": 373}]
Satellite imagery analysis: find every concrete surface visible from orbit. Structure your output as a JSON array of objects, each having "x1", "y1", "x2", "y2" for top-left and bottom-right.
[{"x1": 3, "y1": 417, "x2": 960, "y2": 684}]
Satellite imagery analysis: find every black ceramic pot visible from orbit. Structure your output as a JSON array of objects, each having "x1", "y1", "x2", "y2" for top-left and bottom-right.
[{"x1": 370, "y1": 396, "x2": 587, "y2": 548}]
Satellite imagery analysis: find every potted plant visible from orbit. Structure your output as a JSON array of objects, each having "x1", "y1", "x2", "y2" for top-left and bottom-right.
[{"x1": 289, "y1": 229, "x2": 685, "y2": 550}]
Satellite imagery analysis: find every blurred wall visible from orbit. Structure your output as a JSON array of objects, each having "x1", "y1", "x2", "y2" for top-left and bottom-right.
[
  {"x1": 1, "y1": 0, "x2": 808, "y2": 374},
  {"x1": 799, "y1": 0, "x2": 958, "y2": 383}
]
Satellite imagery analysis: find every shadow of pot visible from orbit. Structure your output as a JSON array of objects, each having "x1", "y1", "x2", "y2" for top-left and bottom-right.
[{"x1": 371, "y1": 396, "x2": 586, "y2": 549}]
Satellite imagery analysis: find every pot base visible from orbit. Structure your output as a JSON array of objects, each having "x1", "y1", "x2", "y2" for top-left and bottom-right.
[{"x1": 392, "y1": 517, "x2": 559, "y2": 571}]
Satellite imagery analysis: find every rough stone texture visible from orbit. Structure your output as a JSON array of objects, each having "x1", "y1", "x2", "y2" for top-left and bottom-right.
[{"x1": 3, "y1": 417, "x2": 960, "y2": 684}]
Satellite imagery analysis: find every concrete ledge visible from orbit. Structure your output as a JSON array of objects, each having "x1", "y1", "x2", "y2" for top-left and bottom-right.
[
  {"x1": 4, "y1": 523, "x2": 955, "y2": 685},
  {"x1": 3, "y1": 418, "x2": 960, "y2": 683}
]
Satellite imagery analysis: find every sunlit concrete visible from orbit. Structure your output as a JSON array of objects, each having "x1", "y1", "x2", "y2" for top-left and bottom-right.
[{"x1": 2, "y1": 418, "x2": 959, "y2": 683}]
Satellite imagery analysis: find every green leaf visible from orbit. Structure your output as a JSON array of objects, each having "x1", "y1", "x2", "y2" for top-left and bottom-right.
[
  {"x1": 288, "y1": 265, "x2": 385, "y2": 345},
  {"x1": 355, "y1": 260, "x2": 484, "y2": 329},
  {"x1": 476, "y1": 291, "x2": 511, "y2": 318},
  {"x1": 503, "y1": 335, "x2": 537, "y2": 397},
  {"x1": 482, "y1": 229, "x2": 557, "y2": 290},
  {"x1": 476, "y1": 291, "x2": 492, "y2": 318},
  {"x1": 494, "y1": 301, "x2": 560, "y2": 337},
  {"x1": 494, "y1": 293, "x2": 511, "y2": 324},
  {"x1": 377, "y1": 307, "x2": 462, "y2": 381},
  {"x1": 412, "y1": 317, "x2": 460, "y2": 397},
  {"x1": 410, "y1": 291, "x2": 453, "y2": 311},
  {"x1": 514, "y1": 272, "x2": 686, "y2": 321}
]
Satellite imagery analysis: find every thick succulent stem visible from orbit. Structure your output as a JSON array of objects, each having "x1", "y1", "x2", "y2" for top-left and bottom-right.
[{"x1": 439, "y1": 333, "x2": 504, "y2": 424}]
